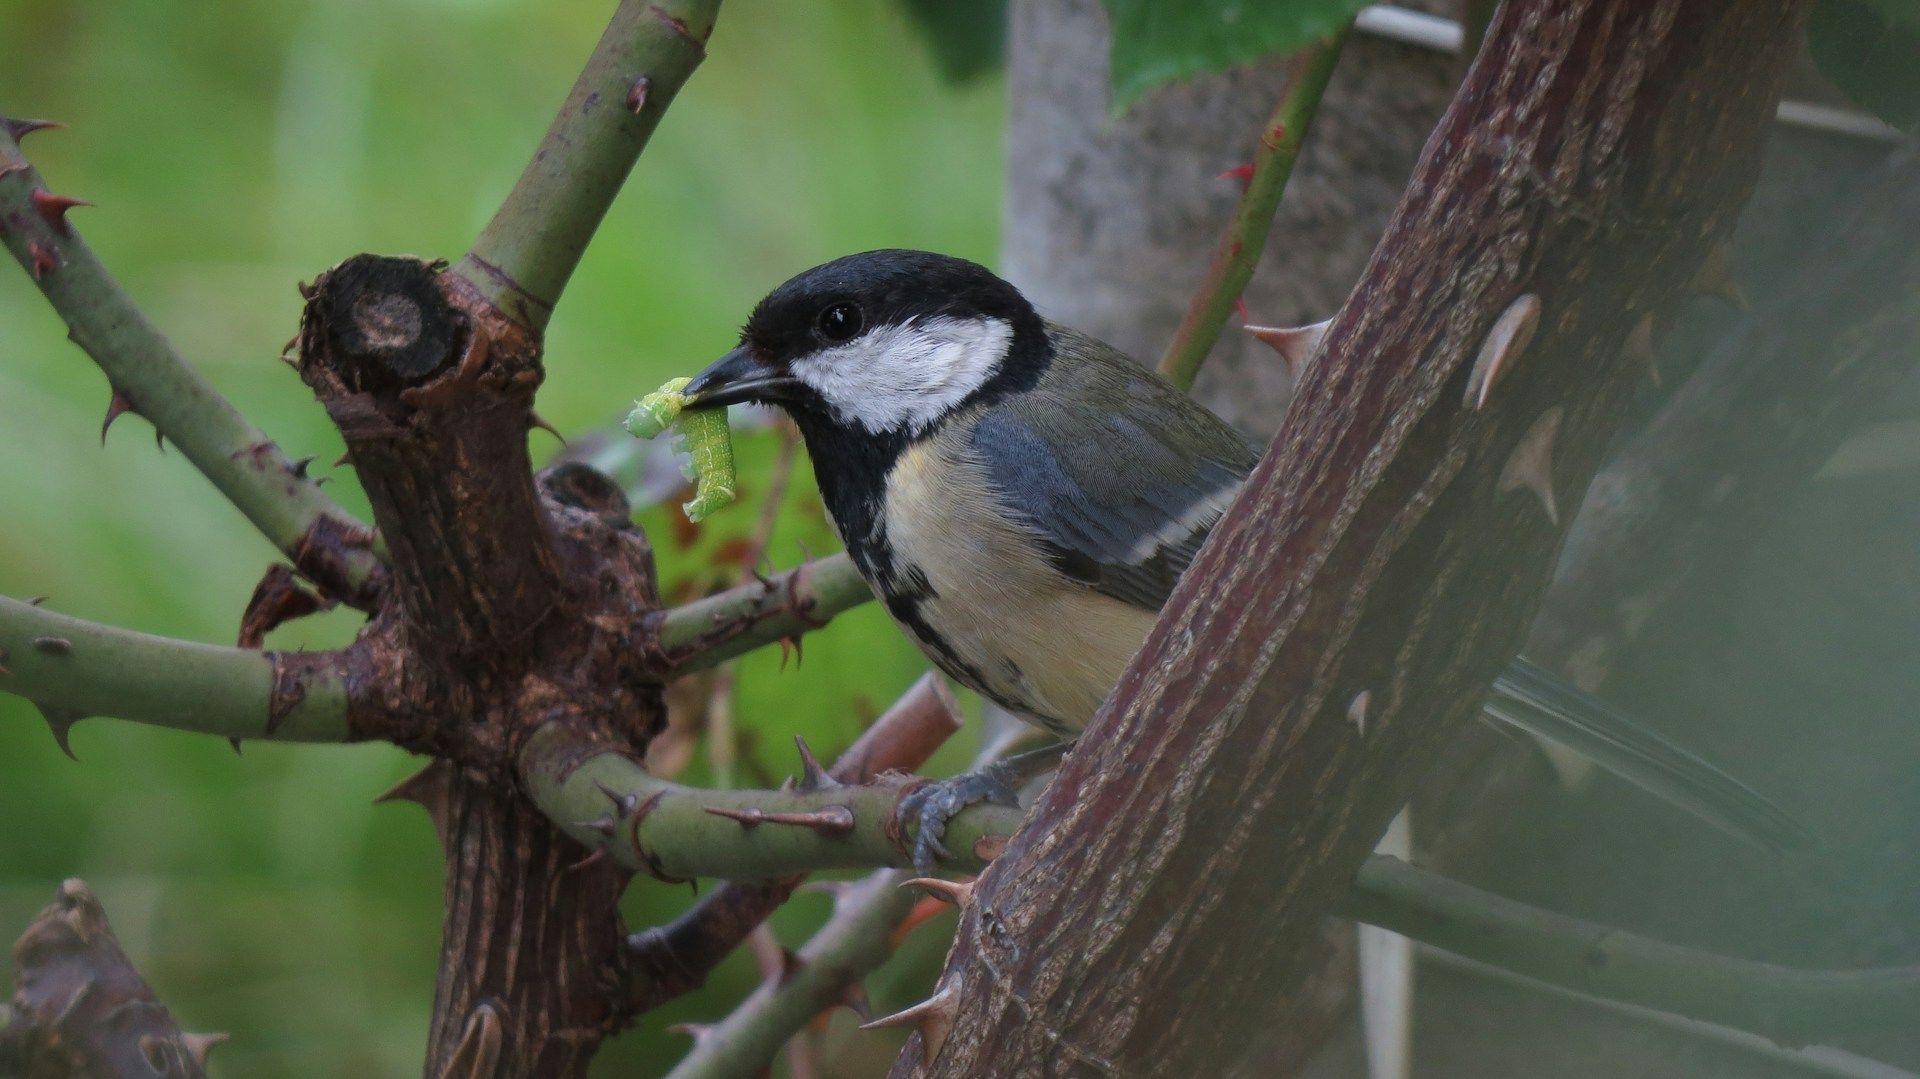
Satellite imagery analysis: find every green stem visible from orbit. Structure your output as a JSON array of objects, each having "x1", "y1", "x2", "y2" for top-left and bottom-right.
[
  {"x1": 663, "y1": 730, "x2": 1007, "y2": 1078},
  {"x1": 665, "y1": 868, "x2": 916, "y2": 1079},
  {"x1": 454, "y1": 0, "x2": 722, "y2": 331},
  {"x1": 658, "y1": 554, "x2": 875, "y2": 674},
  {"x1": 1155, "y1": 25, "x2": 1351, "y2": 391},
  {"x1": 1342, "y1": 857, "x2": 1920, "y2": 1047},
  {"x1": 0, "y1": 596, "x2": 350, "y2": 743},
  {"x1": 519, "y1": 722, "x2": 1018, "y2": 879},
  {"x1": 0, "y1": 131, "x2": 383, "y2": 605}
]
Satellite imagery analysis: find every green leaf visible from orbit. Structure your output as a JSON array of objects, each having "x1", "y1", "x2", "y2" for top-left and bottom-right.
[
  {"x1": 1102, "y1": 0, "x2": 1365, "y2": 111},
  {"x1": 1809, "y1": 0, "x2": 1920, "y2": 130},
  {"x1": 898, "y1": 0, "x2": 1010, "y2": 83}
]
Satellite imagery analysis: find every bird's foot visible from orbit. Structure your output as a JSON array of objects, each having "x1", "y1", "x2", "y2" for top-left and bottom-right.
[{"x1": 896, "y1": 742, "x2": 1071, "y2": 872}]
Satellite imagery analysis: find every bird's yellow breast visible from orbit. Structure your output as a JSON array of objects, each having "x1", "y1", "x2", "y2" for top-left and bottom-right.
[{"x1": 879, "y1": 434, "x2": 1157, "y2": 733}]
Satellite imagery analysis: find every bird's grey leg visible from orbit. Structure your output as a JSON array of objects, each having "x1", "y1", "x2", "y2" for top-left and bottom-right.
[{"x1": 898, "y1": 740, "x2": 1072, "y2": 872}]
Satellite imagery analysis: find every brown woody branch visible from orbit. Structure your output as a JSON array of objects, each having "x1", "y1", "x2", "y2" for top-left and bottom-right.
[
  {"x1": 906, "y1": 2, "x2": 1808, "y2": 1074},
  {"x1": 0, "y1": 880, "x2": 225, "y2": 1078}
]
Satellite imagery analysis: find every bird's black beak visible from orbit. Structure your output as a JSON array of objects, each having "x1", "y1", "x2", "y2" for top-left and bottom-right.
[{"x1": 683, "y1": 346, "x2": 803, "y2": 409}]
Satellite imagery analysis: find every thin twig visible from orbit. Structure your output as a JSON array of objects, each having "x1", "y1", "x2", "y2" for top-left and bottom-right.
[
  {"x1": 1342, "y1": 857, "x2": 1920, "y2": 1049},
  {"x1": 454, "y1": 0, "x2": 721, "y2": 331},
  {"x1": 0, "y1": 127, "x2": 382, "y2": 605},
  {"x1": 0, "y1": 595, "x2": 351, "y2": 744},
  {"x1": 1156, "y1": 24, "x2": 1351, "y2": 391}
]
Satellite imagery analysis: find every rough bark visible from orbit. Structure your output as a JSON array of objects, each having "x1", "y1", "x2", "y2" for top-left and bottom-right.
[
  {"x1": 0, "y1": 880, "x2": 223, "y2": 1078},
  {"x1": 911, "y1": 2, "x2": 1804, "y2": 1074},
  {"x1": 296, "y1": 256, "x2": 664, "y2": 1076}
]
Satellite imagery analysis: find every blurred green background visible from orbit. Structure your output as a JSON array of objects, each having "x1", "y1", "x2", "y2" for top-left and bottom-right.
[{"x1": 0, "y1": 0, "x2": 1002, "y2": 1073}]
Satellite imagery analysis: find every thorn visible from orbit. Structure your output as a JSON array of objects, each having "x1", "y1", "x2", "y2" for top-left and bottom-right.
[
  {"x1": 155, "y1": 427, "x2": 166, "y2": 453},
  {"x1": 181, "y1": 1032, "x2": 229, "y2": 1068},
  {"x1": 1348, "y1": 690, "x2": 1371, "y2": 736},
  {"x1": 703, "y1": 804, "x2": 855, "y2": 836},
  {"x1": 28, "y1": 595, "x2": 48, "y2": 606},
  {"x1": 238, "y1": 564, "x2": 326, "y2": 648},
  {"x1": 1233, "y1": 296, "x2": 1249, "y2": 321},
  {"x1": 332, "y1": 451, "x2": 352, "y2": 469},
  {"x1": 567, "y1": 847, "x2": 610, "y2": 874},
  {"x1": 290, "y1": 455, "x2": 318, "y2": 480},
  {"x1": 375, "y1": 759, "x2": 454, "y2": 852},
  {"x1": 28, "y1": 240, "x2": 57, "y2": 279},
  {"x1": 1245, "y1": 319, "x2": 1333, "y2": 379},
  {"x1": 229, "y1": 737, "x2": 244, "y2": 756},
  {"x1": 839, "y1": 980, "x2": 874, "y2": 1021},
  {"x1": 861, "y1": 984, "x2": 958, "y2": 1059},
  {"x1": 30, "y1": 189, "x2": 90, "y2": 233},
  {"x1": 1690, "y1": 241, "x2": 1749, "y2": 311},
  {"x1": 443, "y1": 1002, "x2": 503, "y2": 1078},
  {"x1": 35, "y1": 703, "x2": 83, "y2": 760},
  {"x1": 627, "y1": 75, "x2": 653, "y2": 114},
  {"x1": 3, "y1": 117, "x2": 63, "y2": 142},
  {"x1": 901, "y1": 876, "x2": 974, "y2": 907},
  {"x1": 1464, "y1": 293, "x2": 1541, "y2": 410},
  {"x1": 529, "y1": 411, "x2": 567, "y2": 445},
  {"x1": 101, "y1": 388, "x2": 135, "y2": 445},
  {"x1": 1218, "y1": 162, "x2": 1255, "y2": 185},
  {"x1": 596, "y1": 780, "x2": 639, "y2": 817},
  {"x1": 576, "y1": 814, "x2": 619, "y2": 839},
  {"x1": 32, "y1": 636, "x2": 71, "y2": 656},
  {"x1": 1499, "y1": 406, "x2": 1564, "y2": 526},
  {"x1": 793, "y1": 735, "x2": 838, "y2": 791},
  {"x1": 777, "y1": 635, "x2": 803, "y2": 671}
]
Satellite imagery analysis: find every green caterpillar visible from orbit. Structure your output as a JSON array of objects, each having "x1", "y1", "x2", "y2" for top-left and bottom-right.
[{"x1": 625, "y1": 377, "x2": 737, "y2": 522}]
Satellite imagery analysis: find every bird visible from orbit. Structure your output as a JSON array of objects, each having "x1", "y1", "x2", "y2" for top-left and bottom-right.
[{"x1": 683, "y1": 248, "x2": 1804, "y2": 870}]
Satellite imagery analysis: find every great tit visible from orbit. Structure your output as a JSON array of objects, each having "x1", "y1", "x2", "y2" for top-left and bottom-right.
[{"x1": 684, "y1": 249, "x2": 1802, "y2": 867}]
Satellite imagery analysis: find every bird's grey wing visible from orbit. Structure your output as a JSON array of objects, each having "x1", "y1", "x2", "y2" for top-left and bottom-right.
[{"x1": 968, "y1": 329, "x2": 1257, "y2": 610}]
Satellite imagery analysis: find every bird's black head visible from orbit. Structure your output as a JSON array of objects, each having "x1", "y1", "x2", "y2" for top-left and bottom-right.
[{"x1": 683, "y1": 250, "x2": 1050, "y2": 439}]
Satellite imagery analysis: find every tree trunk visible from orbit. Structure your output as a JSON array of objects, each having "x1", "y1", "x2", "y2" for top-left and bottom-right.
[
  {"x1": 297, "y1": 256, "x2": 664, "y2": 1076},
  {"x1": 912, "y1": 2, "x2": 1804, "y2": 1074}
]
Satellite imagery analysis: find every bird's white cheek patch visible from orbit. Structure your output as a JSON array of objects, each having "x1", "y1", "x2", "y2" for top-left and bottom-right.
[{"x1": 793, "y1": 316, "x2": 1012, "y2": 434}]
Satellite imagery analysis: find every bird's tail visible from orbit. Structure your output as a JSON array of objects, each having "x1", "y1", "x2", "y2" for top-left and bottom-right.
[{"x1": 1484, "y1": 658, "x2": 1810, "y2": 854}]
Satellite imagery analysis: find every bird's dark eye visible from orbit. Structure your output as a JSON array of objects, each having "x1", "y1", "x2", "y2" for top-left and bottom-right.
[{"x1": 815, "y1": 302, "x2": 862, "y2": 344}]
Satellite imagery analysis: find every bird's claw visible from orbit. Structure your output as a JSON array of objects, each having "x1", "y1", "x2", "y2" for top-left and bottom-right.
[{"x1": 897, "y1": 763, "x2": 1024, "y2": 873}]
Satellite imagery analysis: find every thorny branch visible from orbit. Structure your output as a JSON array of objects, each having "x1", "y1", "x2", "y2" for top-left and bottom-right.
[
  {"x1": 0, "y1": 594, "x2": 353, "y2": 749},
  {"x1": 626, "y1": 673, "x2": 964, "y2": 1013},
  {"x1": 657, "y1": 553, "x2": 874, "y2": 674},
  {"x1": 455, "y1": 0, "x2": 721, "y2": 331},
  {"x1": 907, "y1": 3, "x2": 1813, "y2": 1074},
  {"x1": 664, "y1": 727, "x2": 1021, "y2": 1079},
  {"x1": 0, "y1": 879, "x2": 226, "y2": 1078},
  {"x1": 518, "y1": 717, "x2": 1020, "y2": 882},
  {"x1": 0, "y1": 124, "x2": 384, "y2": 607}
]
